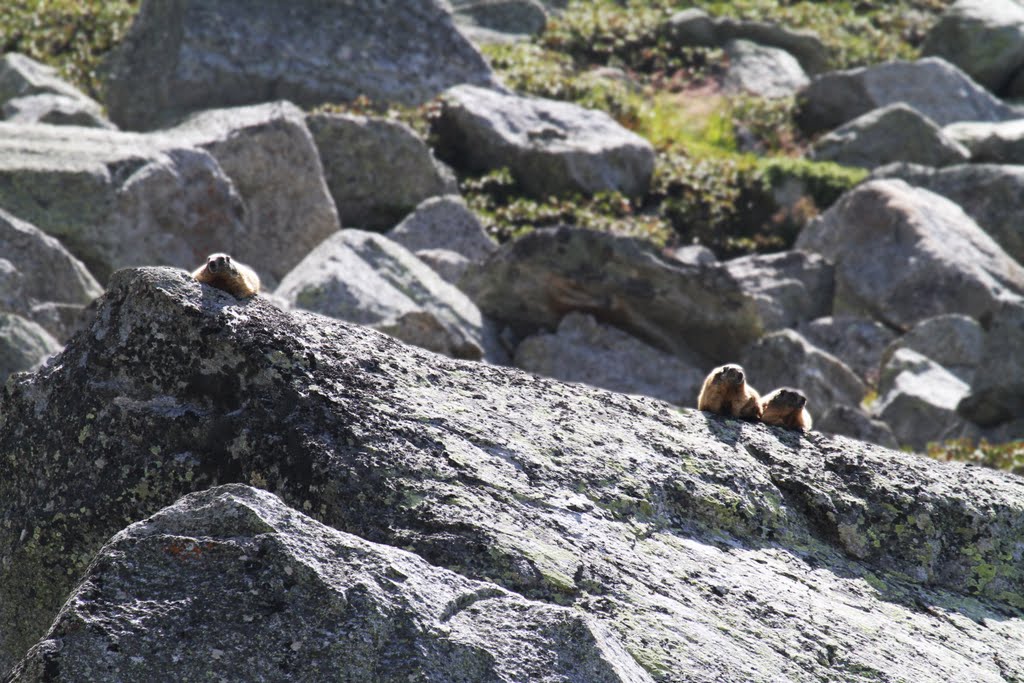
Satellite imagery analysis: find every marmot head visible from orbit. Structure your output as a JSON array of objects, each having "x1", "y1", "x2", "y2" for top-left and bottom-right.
[
  {"x1": 203, "y1": 253, "x2": 239, "y2": 277},
  {"x1": 766, "y1": 388, "x2": 807, "y2": 410},
  {"x1": 713, "y1": 364, "x2": 746, "y2": 387}
]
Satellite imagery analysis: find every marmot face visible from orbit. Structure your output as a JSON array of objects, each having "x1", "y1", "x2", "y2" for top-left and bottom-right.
[
  {"x1": 698, "y1": 363, "x2": 762, "y2": 420},
  {"x1": 191, "y1": 253, "x2": 261, "y2": 299},
  {"x1": 205, "y1": 253, "x2": 238, "y2": 278},
  {"x1": 760, "y1": 388, "x2": 813, "y2": 431}
]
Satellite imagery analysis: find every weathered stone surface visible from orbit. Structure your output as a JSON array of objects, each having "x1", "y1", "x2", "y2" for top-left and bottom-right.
[
  {"x1": 0, "y1": 53, "x2": 92, "y2": 105},
  {"x1": 387, "y1": 195, "x2": 496, "y2": 262},
  {"x1": 9, "y1": 485, "x2": 647, "y2": 683},
  {"x1": 307, "y1": 112, "x2": 457, "y2": 230},
  {"x1": 810, "y1": 103, "x2": 970, "y2": 169},
  {"x1": 816, "y1": 405, "x2": 900, "y2": 450},
  {"x1": 161, "y1": 102, "x2": 340, "y2": 287},
  {"x1": 513, "y1": 312, "x2": 706, "y2": 406},
  {"x1": 876, "y1": 348, "x2": 973, "y2": 451},
  {"x1": 416, "y1": 248, "x2": 473, "y2": 285},
  {"x1": 722, "y1": 250, "x2": 833, "y2": 332},
  {"x1": 433, "y1": 85, "x2": 655, "y2": 199},
  {"x1": 795, "y1": 57, "x2": 1020, "y2": 135},
  {"x1": 461, "y1": 226, "x2": 763, "y2": 363},
  {"x1": 796, "y1": 179, "x2": 1024, "y2": 331},
  {"x1": 882, "y1": 314, "x2": 984, "y2": 385},
  {"x1": 100, "y1": 0, "x2": 497, "y2": 130},
  {"x1": 958, "y1": 301, "x2": 1024, "y2": 427},
  {"x1": 723, "y1": 39, "x2": 809, "y2": 99},
  {"x1": 797, "y1": 315, "x2": 897, "y2": 388},
  {"x1": 275, "y1": 229, "x2": 501, "y2": 362},
  {"x1": 0, "y1": 312, "x2": 61, "y2": 383},
  {"x1": 2, "y1": 267, "x2": 1024, "y2": 680},
  {"x1": 663, "y1": 8, "x2": 717, "y2": 47},
  {"x1": 742, "y1": 328, "x2": 867, "y2": 416},
  {"x1": 0, "y1": 209, "x2": 102, "y2": 339},
  {"x1": 872, "y1": 162, "x2": 1024, "y2": 266},
  {"x1": 451, "y1": 0, "x2": 548, "y2": 36},
  {"x1": 2, "y1": 94, "x2": 114, "y2": 129},
  {"x1": 670, "y1": 244, "x2": 717, "y2": 266},
  {"x1": 944, "y1": 118, "x2": 1024, "y2": 164},
  {"x1": 922, "y1": 0, "x2": 1024, "y2": 93}
]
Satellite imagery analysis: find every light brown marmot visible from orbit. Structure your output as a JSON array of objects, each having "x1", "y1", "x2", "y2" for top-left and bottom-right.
[
  {"x1": 191, "y1": 253, "x2": 260, "y2": 299},
  {"x1": 697, "y1": 364, "x2": 762, "y2": 420},
  {"x1": 759, "y1": 388, "x2": 813, "y2": 431}
]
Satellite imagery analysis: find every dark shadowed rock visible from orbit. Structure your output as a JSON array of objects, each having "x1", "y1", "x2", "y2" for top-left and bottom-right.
[
  {"x1": 796, "y1": 179, "x2": 1024, "y2": 331},
  {"x1": 922, "y1": 0, "x2": 1024, "y2": 94},
  {"x1": 460, "y1": 226, "x2": 763, "y2": 362},
  {"x1": 1, "y1": 266, "x2": 1023, "y2": 679},
  {"x1": 723, "y1": 40, "x2": 809, "y2": 99},
  {"x1": 958, "y1": 301, "x2": 1024, "y2": 427},
  {"x1": 882, "y1": 314, "x2": 984, "y2": 385},
  {"x1": 100, "y1": 0, "x2": 497, "y2": 130},
  {"x1": 308, "y1": 112, "x2": 457, "y2": 230},
  {"x1": 387, "y1": 195, "x2": 496, "y2": 262},
  {"x1": 722, "y1": 250, "x2": 833, "y2": 332},
  {"x1": 451, "y1": 0, "x2": 548, "y2": 36},
  {"x1": 8, "y1": 485, "x2": 648, "y2": 683},
  {"x1": 817, "y1": 405, "x2": 900, "y2": 450},
  {"x1": 433, "y1": 85, "x2": 655, "y2": 199},
  {"x1": 797, "y1": 315, "x2": 897, "y2": 388},
  {"x1": 0, "y1": 312, "x2": 60, "y2": 383},
  {"x1": 2, "y1": 94, "x2": 113, "y2": 129},
  {"x1": 944, "y1": 118, "x2": 1024, "y2": 164}
]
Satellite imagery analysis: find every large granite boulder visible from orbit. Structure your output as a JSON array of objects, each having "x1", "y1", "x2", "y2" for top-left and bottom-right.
[
  {"x1": 513, "y1": 312, "x2": 706, "y2": 406},
  {"x1": 809, "y1": 103, "x2": 970, "y2": 169},
  {"x1": 797, "y1": 316, "x2": 897, "y2": 389},
  {"x1": 722, "y1": 39, "x2": 809, "y2": 99},
  {"x1": 460, "y1": 226, "x2": 764, "y2": 363},
  {"x1": 275, "y1": 229, "x2": 501, "y2": 362},
  {"x1": 1, "y1": 266, "x2": 1024, "y2": 678},
  {"x1": 922, "y1": 0, "x2": 1024, "y2": 94},
  {"x1": 722, "y1": 250, "x2": 833, "y2": 332},
  {"x1": 943, "y1": 118, "x2": 1024, "y2": 164},
  {"x1": 101, "y1": 0, "x2": 497, "y2": 130},
  {"x1": 795, "y1": 57, "x2": 1019, "y2": 135},
  {"x1": 958, "y1": 301, "x2": 1024, "y2": 427},
  {"x1": 307, "y1": 112, "x2": 457, "y2": 230},
  {"x1": 386, "y1": 195, "x2": 496, "y2": 262},
  {"x1": 433, "y1": 85, "x2": 655, "y2": 199},
  {"x1": 8, "y1": 485, "x2": 646, "y2": 682},
  {"x1": 882, "y1": 314, "x2": 985, "y2": 385},
  {"x1": 796, "y1": 179, "x2": 1024, "y2": 331},
  {"x1": 0, "y1": 312, "x2": 61, "y2": 383},
  {"x1": 872, "y1": 163, "x2": 1024, "y2": 266}
]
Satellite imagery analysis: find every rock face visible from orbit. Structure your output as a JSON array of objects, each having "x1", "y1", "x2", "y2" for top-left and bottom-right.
[
  {"x1": 810, "y1": 103, "x2": 970, "y2": 169},
  {"x1": 433, "y1": 85, "x2": 656, "y2": 199},
  {"x1": 796, "y1": 57, "x2": 1019, "y2": 135},
  {"x1": 958, "y1": 301, "x2": 1024, "y2": 427},
  {"x1": 882, "y1": 314, "x2": 984, "y2": 384},
  {"x1": 513, "y1": 312, "x2": 706, "y2": 406},
  {"x1": 461, "y1": 226, "x2": 764, "y2": 363},
  {"x1": 721, "y1": 250, "x2": 833, "y2": 332},
  {"x1": 307, "y1": 112, "x2": 457, "y2": 230},
  {"x1": 387, "y1": 195, "x2": 496, "y2": 263},
  {"x1": 100, "y1": 0, "x2": 497, "y2": 130},
  {"x1": 797, "y1": 316, "x2": 897, "y2": 388},
  {"x1": 722, "y1": 39, "x2": 809, "y2": 99},
  {"x1": 922, "y1": 0, "x2": 1024, "y2": 94},
  {"x1": 944, "y1": 118, "x2": 1024, "y2": 164},
  {"x1": 0, "y1": 312, "x2": 60, "y2": 382},
  {"x1": 2, "y1": 266, "x2": 1024, "y2": 681},
  {"x1": 796, "y1": 179, "x2": 1024, "y2": 331},
  {"x1": 9, "y1": 485, "x2": 648, "y2": 683}
]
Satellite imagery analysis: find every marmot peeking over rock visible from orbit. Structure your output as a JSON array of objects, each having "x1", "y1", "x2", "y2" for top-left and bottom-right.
[
  {"x1": 759, "y1": 388, "x2": 813, "y2": 431},
  {"x1": 192, "y1": 253, "x2": 260, "y2": 299},
  {"x1": 697, "y1": 364, "x2": 762, "y2": 420}
]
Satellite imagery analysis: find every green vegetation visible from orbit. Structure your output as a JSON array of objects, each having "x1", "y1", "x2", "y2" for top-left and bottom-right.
[{"x1": 927, "y1": 440, "x2": 1024, "y2": 476}]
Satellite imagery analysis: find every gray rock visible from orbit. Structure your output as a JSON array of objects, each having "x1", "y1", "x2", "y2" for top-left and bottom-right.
[
  {"x1": 0, "y1": 53, "x2": 93, "y2": 105},
  {"x1": 943, "y1": 118, "x2": 1024, "y2": 164},
  {"x1": 816, "y1": 405, "x2": 900, "y2": 450},
  {"x1": 670, "y1": 244, "x2": 717, "y2": 266},
  {"x1": 387, "y1": 195, "x2": 496, "y2": 262},
  {"x1": 10, "y1": 485, "x2": 648, "y2": 683},
  {"x1": 797, "y1": 316, "x2": 897, "y2": 389},
  {"x1": 810, "y1": 103, "x2": 970, "y2": 169},
  {"x1": 0, "y1": 312, "x2": 61, "y2": 382},
  {"x1": 722, "y1": 250, "x2": 834, "y2": 332},
  {"x1": 461, "y1": 226, "x2": 764, "y2": 363},
  {"x1": 433, "y1": 85, "x2": 655, "y2": 199},
  {"x1": 742, "y1": 328, "x2": 867, "y2": 417},
  {"x1": 883, "y1": 314, "x2": 984, "y2": 385},
  {"x1": 872, "y1": 162, "x2": 1024, "y2": 266},
  {"x1": 22, "y1": 302, "x2": 91, "y2": 344},
  {"x1": 100, "y1": 0, "x2": 497, "y2": 130},
  {"x1": 2, "y1": 265, "x2": 1024, "y2": 678},
  {"x1": 161, "y1": 102, "x2": 341, "y2": 287},
  {"x1": 451, "y1": 0, "x2": 548, "y2": 36},
  {"x1": 2, "y1": 94, "x2": 114, "y2": 129},
  {"x1": 723, "y1": 39, "x2": 809, "y2": 99},
  {"x1": 415, "y1": 248, "x2": 473, "y2": 285},
  {"x1": 922, "y1": 0, "x2": 1024, "y2": 93},
  {"x1": 513, "y1": 312, "x2": 706, "y2": 406},
  {"x1": 715, "y1": 17, "x2": 830, "y2": 76},
  {"x1": 958, "y1": 301, "x2": 1024, "y2": 426},
  {"x1": 796, "y1": 179, "x2": 1024, "y2": 331},
  {"x1": 307, "y1": 112, "x2": 457, "y2": 230},
  {"x1": 876, "y1": 348, "x2": 973, "y2": 451},
  {"x1": 796, "y1": 57, "x2": 1020, "y2": 135},
  {"x1": 663, "y1": 8, "x2": 717, "y2": 47},
  {"x1": 275, "y1": 229, "x2": 501, "y2": 362}
]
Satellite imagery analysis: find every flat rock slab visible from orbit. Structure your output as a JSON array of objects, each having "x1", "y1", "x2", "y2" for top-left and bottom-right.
[
  {"x1": 101, "y1": 0, "x2": 497, "y2": 130},
  {"x1": 434, "y1": 85, "x2": 655, "y2": 199},
  {"x1": 1, "y1": 267, "x2": 1023, "y2": 679}
]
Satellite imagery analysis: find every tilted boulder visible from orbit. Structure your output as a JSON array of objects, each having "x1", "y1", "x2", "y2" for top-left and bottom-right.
[
  {"x1": 1, "y1": 266, "x2": 1023, "y2": 678},
  {"x1": 797, "y1": 315, "x2": 897, "y2": 388},
  {"x1": 722, "y1": 39, "x2": 809, "y2": 99},
  {"x1": 722, "y1": 250, "x2": 833, "y2": 332},
  {"x1": 943, "y1": 118, "x2": 1024, "y2": 164},
  {"x1": 307, "y1": 112, "x2": 457, "y2": 230},
  {"x1": 8, "y1": 485, "x2": 647, "y2": 683},
  {"x1": 0, "y1": 312, "x2": 61, "y2": 383},
  {"x1": 386, "y1": 195, "x2": 496, "y2": 262},
  {"x1": 958, "y1": 300, "x2": 1024, "y2": 427},
  {"x1": 3, "y1": 94, "x2": 114, "y2": 129},
  {"x1": 922, "y1": 0, "x2": 1024, "y2": 94},
  {"x1": 882, "y1": 314, "x2": 984, "y2": 385},
  {"x1": 513, "y1": 311, "x2": 706, "y2": 406},
  {"x1": 796, "y1": 180, "x2": 1024, "y2": 331},
  {"x1": 100, "y1": 0, "x2": 497, "y2": 130},
  {"x1": 460, "y1": 226, "x2": 764, "y2": 363},
  {"x1": 433, "y1": 85, "x2": 655, "y2": 199}
]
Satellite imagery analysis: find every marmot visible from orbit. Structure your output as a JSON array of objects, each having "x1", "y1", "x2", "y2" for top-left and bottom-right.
[
  {"x1": 191, "y1": 253, "x2": 260, "y2": 299},
  {"x1": 759, "y1": 388, "x2": 813, "y2": 431},
  {"x1": 697, "y1": 364, "x2": 762, "y2": 420}
]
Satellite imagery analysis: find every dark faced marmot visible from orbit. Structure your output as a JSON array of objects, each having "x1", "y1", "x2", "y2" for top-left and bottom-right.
[
  {"x1": 191, "y1": 253, "x2": 260, "y2": 299},
  {"x1": 697, "y1": 364, "x2": 762, "y2": 420},
  {"x1": 759, "y1": 388, "x2": 813, "y2": 431}
]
